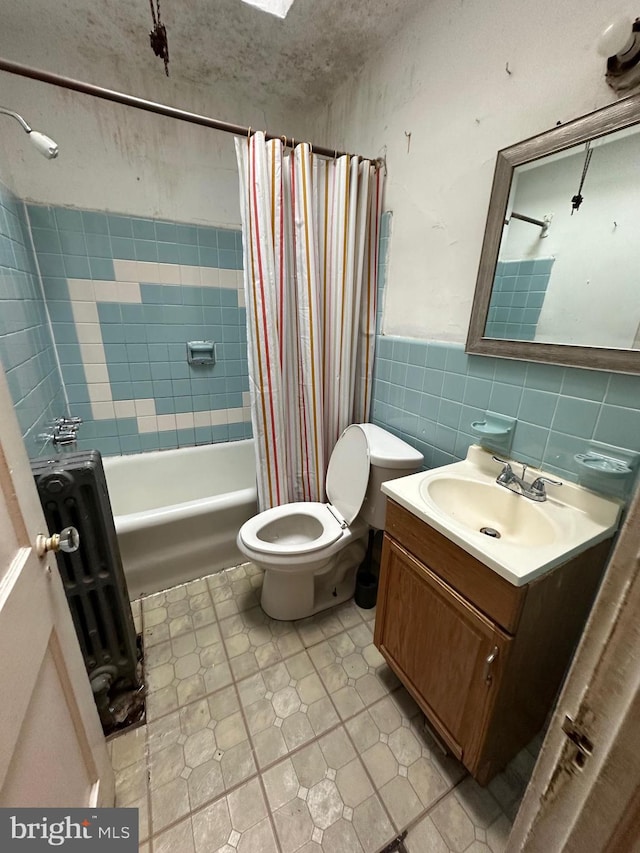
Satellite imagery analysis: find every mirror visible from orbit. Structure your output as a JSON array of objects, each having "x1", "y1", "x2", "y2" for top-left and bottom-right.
[{"x1": 466, "y1": 93, "x2": 640, "y2": 374}]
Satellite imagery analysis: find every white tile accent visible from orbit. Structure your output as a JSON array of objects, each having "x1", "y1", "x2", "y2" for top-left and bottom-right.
[
  {"x1": 134, "y1": 398, "x2": 157, "y2": 417},
  {"x1": 113, "y1": 259, "x2": 141, "y2": 282},
  {"x1": 62, "y1": 258, "x2": 250, "y2": 431},
  {"x1": 79, "y1": 343, "x2": 107, "y2": 364},
  {"x1": 200, "y1": 267, "x2": 219, "y2": 287},
  {"x1": 72, "y1": 300, "x2": 100, "y2": 323},
  {"x1": 67, "y1": 279, "x2": 95, "y2": 301},
  {"x1": 227, "y1": 407, "x2": 245, "y2": 422},
  {"x1": 193, "y1": 411, "x2": 211, "y2": 428},
  {"x1": 137, "y1": 415, "x2": 158, "y2": 434},
  {"x1": 156, "y1": 414, "x2": 177, "y2": 431},
  {"x1": 237, "y1": 287, "x2": 246, "y2": 308},
  {"x1": 116, "y1": 282, "x2": 142, "y2": 303},
  {"x1": 180, "y1": 265, "x2": 201, "y2": 286},
  {"x1": 176, "y1": 412, "x2": 195, "y2": 429},
  {"x1": 93, "y1": 280, "x2": 119, "y2": 302},
  {"x1": 242, "y1": 392, "x2": 251, "y2": 407},
  {"x1": 218, "y1": 269, "x2": 238, "y2": 290},
  {"x1": 136, "y1": 261, "x2": 160, "y2": 282},
  {"x1": 88, "y1": 383, "x2": 113, "y2": 403},
  {"x1": 92, "y1": 401, "x2": 116, "y2": 419},
  {"x1": 75, "y1": 323, "x2": 104, "y2": 344},
  {"x1": 114, "y1": 400, "x2": 137, "y2": 418},
  {"x1": 158, "y1": 263, "x2": 182, "y2": 285},
  {"x1": 84, "y1": 363, "x2": 110, "y2": 384}
]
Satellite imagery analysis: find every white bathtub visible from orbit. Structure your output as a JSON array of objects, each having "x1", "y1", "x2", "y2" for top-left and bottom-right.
[{"x1": 104, "y1": 439, "x2": 257, "y2": 598}]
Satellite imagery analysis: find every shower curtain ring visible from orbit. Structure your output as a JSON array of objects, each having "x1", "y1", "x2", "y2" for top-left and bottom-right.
[
  {"x1": 247, "y1": 126, "x2": 252, "y2": 142},
  {"x1": 281, "y1": 135, "x2": 287, "y2": 149}
]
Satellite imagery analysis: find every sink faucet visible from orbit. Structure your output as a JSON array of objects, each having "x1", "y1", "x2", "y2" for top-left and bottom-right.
[{"x1": 492, "y1": 456, "x2": 562, "y2": 502}]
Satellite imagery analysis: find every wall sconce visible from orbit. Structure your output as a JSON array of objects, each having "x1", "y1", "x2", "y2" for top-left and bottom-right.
[{"x1": 598, "y1": 16, "x2": 640, "y2": 92}]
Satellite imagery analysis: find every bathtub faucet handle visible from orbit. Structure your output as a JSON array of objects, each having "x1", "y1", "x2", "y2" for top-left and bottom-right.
[{"x1": 55, "y1": 416, "x2": 83, "y2": 429}]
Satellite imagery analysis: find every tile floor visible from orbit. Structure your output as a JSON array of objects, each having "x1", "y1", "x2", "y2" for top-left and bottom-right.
[{"x1": 111, "y1": 564, "x2": 539, "y2": 853}]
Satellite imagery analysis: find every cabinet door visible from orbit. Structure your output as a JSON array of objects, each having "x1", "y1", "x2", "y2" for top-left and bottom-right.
[{"x1": 375, "y1": 537, "x2": 511, "y2": 766}]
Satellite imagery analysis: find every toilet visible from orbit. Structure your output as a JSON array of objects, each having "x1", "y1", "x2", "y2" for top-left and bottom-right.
[{"x1": 237, "y1": 423, "x2": 423, "y2": 620}]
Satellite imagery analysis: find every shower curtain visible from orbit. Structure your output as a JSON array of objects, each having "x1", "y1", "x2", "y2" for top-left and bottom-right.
[{"x1": 235, "y1": 132, "x2": 383, "y2": 511}]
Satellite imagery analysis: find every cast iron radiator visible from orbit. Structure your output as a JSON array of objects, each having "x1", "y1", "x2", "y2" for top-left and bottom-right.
[{"x1": 31, "y1": 451, "x2": 140, "y2": 696}]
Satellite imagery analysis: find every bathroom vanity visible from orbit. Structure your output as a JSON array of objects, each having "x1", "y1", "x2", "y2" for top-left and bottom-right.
[{"x1": 374, "y1": 447, "x2": 621, "y2": 785}]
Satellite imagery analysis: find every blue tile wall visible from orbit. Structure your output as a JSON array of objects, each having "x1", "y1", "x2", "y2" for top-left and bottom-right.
[
  {"x1": 485, "y1": 258, "x2": 553, "y2": 341},
  {"x1": 0, "y1": 184, "x2": 66, "y2": 455},
  {"x1": 371, "y1": 336, "x2": 640, "y2": 484},
  {"x1": 371, "y1": 214, "x2": 640, "y2": 490},
  {"x1": 27, "y1": 204, "x2": 250, "y2": 456},
  {"x1": 27, "y1": 207, "x2": 243, "y2": 275}
]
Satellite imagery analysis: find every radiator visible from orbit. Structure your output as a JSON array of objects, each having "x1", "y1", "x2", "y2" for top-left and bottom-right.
[{"x1": 32, "y1": 451, "x2": 139, "y2": 691}]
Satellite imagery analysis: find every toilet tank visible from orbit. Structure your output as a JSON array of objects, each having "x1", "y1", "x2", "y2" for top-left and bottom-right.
[{"x1": 358, "y1": 424, "x2": 424, "y2": 529}]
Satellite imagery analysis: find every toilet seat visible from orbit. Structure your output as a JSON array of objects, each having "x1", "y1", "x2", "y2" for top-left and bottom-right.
[{"x1": 240, "y1": 502, "x2": 344, "y2": 557}]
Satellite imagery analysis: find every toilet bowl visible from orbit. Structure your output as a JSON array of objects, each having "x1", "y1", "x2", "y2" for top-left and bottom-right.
[{"x1": 237, "y1": 423, "x2": 423, "y2": 620}]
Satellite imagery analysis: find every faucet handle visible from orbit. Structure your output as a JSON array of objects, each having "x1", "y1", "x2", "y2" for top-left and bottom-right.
[
  {"x1": 491, "y1": 455, "x2": 511, "y2": 469},
  {"x1": 530, "y1": 475, "x2": 563, "y2": 498}
]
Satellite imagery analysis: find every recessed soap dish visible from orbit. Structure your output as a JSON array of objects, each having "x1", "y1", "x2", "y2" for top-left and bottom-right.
[{"x1": 574, "y1": 453, "x2": 632, "y2": 478}]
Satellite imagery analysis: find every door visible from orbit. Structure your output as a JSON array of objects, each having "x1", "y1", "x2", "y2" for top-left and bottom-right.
[
  {"x1": 0, "y1": 364, "x2": 114, "y2": 807},
  {"x1": 508, "y1": 482, "x2": 640, "y2": 852},
  {"x1": 376, "y1": 536, "x2": 511, "y2": 765}
]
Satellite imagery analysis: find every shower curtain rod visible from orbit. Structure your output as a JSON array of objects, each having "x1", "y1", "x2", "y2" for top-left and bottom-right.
[{"x1": 0, "y1": 57, "x2": 378, "y2": 164}]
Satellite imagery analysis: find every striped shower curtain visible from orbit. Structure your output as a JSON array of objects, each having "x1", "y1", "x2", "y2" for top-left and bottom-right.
[{"x1": 235, "y1": 132, "x2": 383, "y2": 511}]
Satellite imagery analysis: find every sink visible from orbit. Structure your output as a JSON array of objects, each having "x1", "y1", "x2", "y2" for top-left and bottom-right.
[
  {"x1": 381, "y1": 444, "x2": 623, "y2": 586},
  {"x1": 420, "y1": 477, "x2": 560, "y2": 547}
]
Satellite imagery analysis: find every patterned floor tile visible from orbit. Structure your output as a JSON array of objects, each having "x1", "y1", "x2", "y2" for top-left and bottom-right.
[
  {"x1": 142, "y1": 580, "x2": 217, "y2": 648},
  {"x1": 262, "y1": 727, "x2": 394, "y2": 853},
  {"x1": 191, "y1": 778, "x2": 277, "y2": 853},
  {"x1": 237, "y1": 652, "x2": 339, "y2": 768},
  {"x1": 144, "y1": 623, "x2": 232, "y2": 721},
  {"x1": 116, "y1": 570, "x2": 526, "y2": 853},
  {"x1": 206, "y1": 564, "x2": 263, "y2": 620},
  {"x1": 220, "y1": 605, "x2": 304, "y2": 680},
  {"x1": 308, "y1": 623, "x2": 399, "y2": 719},
  {"x1": 113, "y1": 758, "x2": 149, "y2": 842},
  {"x1": 346, "y1": 689, "x2": 458, "y2": 830},
  {"x1": 147, "y1": 685, "x2": 256, "y2": 820}
]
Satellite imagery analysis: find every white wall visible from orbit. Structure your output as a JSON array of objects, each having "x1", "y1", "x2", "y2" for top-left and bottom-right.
[
  {"x1": 0, "y1": 54, "x2": 311, "y2": 227},
  {"x1": 500, "y1": 132, "x2": 640, "y2": 348},
  {"x1": 309, "y1": 0, "x2": 637, "y2": 342}
]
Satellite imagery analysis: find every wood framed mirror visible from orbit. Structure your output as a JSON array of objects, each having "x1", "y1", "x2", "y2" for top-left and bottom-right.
[{"x1": 466, "y1": 93, "x2": 640, "y2": 374}]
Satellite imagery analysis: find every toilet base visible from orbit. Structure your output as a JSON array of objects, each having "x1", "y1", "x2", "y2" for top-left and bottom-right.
[{"x1": 260, "y1": 536, "x2": 367, "y2": 621}]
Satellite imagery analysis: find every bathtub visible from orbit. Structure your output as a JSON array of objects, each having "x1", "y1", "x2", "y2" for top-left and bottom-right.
[{"x1": 103, "y1": 439, "x2": 257, "y2": 598}]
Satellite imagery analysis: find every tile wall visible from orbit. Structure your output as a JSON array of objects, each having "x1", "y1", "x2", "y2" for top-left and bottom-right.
[
  {"x1": 27, "y1": 205, "x2": 251, "y2": 456},
  {"x1": 485, "y1": 258, "x2": 553, "y2": 341},
  {"x1": 0, "y1": 183, "x2": 66, "y2": 454},
  {"x1": 371, "y1": 213, "x2": 640, "y2": 488}
]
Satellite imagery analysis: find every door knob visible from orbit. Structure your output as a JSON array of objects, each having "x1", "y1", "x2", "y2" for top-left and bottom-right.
[{"x1": 36, "y1": 526, "x2": 80, "y2": 557}]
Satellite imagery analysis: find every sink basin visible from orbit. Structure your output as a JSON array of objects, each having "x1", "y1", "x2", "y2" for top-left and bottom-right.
[
  {"x1": 381, "y1": 444, "x2": 623, "y2": 586},
  {"x1": 420, "y1": 477, "x2": 560, "y2": 547}
]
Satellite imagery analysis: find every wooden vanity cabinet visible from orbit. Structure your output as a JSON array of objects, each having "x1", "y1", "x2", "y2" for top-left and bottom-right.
[{"x1": 374, "y1": 500, "x2": 613, "y2": 785}]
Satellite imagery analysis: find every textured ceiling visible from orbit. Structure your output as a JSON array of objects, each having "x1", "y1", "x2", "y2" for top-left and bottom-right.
[{"x1": 0, "y1": 0, "x2": 425, "y2": 108}]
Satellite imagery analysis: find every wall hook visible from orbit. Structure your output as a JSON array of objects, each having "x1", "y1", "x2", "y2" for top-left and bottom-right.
[
  {"x1": 404, "y1": 131, "x2": 412, "y2": 153},
  {"x1": 505, "y1": 62, "x2": 512, "y2": 76}
]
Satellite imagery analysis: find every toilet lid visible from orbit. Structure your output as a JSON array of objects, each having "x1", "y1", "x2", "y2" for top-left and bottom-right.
[{"x1": 326, "y1": 424, "x2": 370, "y2": 525}]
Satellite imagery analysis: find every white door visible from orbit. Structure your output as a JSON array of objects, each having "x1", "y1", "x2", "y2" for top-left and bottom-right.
[
  {"x1": 509, "y1": 483, "x2": 640, "y2": 852},
  {"x1": 0, "y1": 363, "x2": 114, "y2": 807}
]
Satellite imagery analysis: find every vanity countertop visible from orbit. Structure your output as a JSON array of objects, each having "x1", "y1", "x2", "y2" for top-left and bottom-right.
[{"x1": 381, "y1": 445, "x2": 623, "y2": 587}]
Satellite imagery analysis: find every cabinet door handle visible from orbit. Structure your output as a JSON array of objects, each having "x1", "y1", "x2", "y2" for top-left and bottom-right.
[{"x1": 484, "y1": 646, "x2": 499, "y2": 683}]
